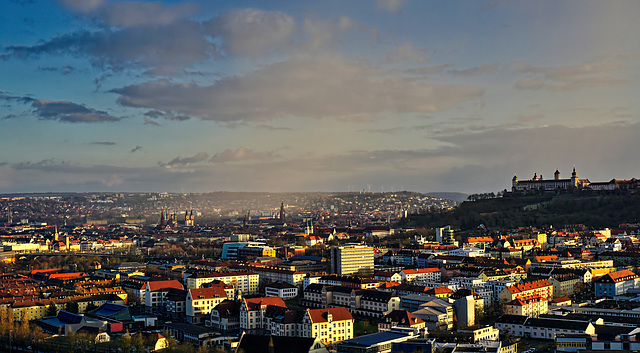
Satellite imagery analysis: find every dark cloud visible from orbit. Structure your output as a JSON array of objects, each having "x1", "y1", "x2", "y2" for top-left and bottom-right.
[
  {"x1": 31, "y1": 100, "x2": 120, "y2": 123},
  {"x1": 130, "y1": 146, "x2": 142, "y2": 153},
  {"x1": 89, "y1": 141, "x2": 116, "y2": 146},
  {"x1": 112, "y1": 56, "x2": 483, "y2": 122},
  {"x1": 93, "y1": 72, "x2": 112, "y2": 91},
  {"x1": 0, "y1": 92, "x2": 35, "y2": 104},
  {"x1": 143, "y1": 110, "x2": 190, "y2": 121},
  {"x1": 1, "y1": 21, "x2": 212, "y2": 72},
  {"x1": 38, "y1": 65, "x2": 76, "y2": 75}
]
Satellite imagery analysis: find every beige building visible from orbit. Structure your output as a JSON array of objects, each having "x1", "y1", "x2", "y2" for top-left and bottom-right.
[
  {"x1": 499, "y1": 279, "x2": 553, "y2": 304},
  {"x1": 302, "y1": 307, "x2": 354, "y2": 344},
  {"x1": 504, "y1": 296, "x2": 548, "y2": 317},
  {"x1": 330, "y1": 245, "x2": 374, "y2": 276},
  {"x1": 186, "y1": 271, "x2": 259, "y2": 295}
]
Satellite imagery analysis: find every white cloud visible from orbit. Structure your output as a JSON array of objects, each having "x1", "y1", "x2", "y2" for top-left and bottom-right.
[
  {"x1": 377, "y1": 0, "x2": 408, "y2": 14},
  {"x1": 113, "y1": 55, "x2": 483, "y2": 122},
  {"x1": 205, "y1": 8, "x2": 296, "y2": 57}
]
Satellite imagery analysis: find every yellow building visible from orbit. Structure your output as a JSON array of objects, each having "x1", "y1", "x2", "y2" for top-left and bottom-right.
[
  {"x1": 302, "y1": 307, "x2": 354, "y2": 344},
  {"x1": 330, "y1": 245, "x2": 374, "y2": 276}
]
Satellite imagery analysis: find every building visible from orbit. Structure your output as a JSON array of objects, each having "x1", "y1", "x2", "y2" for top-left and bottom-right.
[
  {"x1": 504, "y1": 296, "x2": 548, "y2": 318},
  {"x1": 265, "y1": 281, "x2": 298, "y2": 300},
  {"x1": 185, "y1": 271, "x2": 259, "y2": 295},
  {"x1": 436, "y1": 226, "x2": 457, "y2": 245},
  {"x1": 239, "y1": 296, "x2": 287, "y2": 334},
  {"x1": 186, "y1": 286, "x2": 232, "y2": 324},
  {"x1": 511, "y1": 168, "x2": 587, "y2": 193},
  {"x1": 144, "y1": 280, "x2": 184, "y2": 314},
  {"x1": 495, "y1": 315, "x2": 595, "y2": 339},
  {"x1": 330, "y1": 245, "x2": 374, "y2": 276},
  {"x1": 236, "y1": 334, "x2": 330, "y2": 353},
  {"x1": 549, "y1": 274, "x2": 581, "y2": 298},
  {"x1": 498, "y1": 279, "x2": 553, "y2": 303},
  {"x1": 400, "y1": 268, "x2": 441, "y2": 283},
  {"x1": 301, "y1": 307, "x2": 354, "y2": 344},
  {"x1": 594, "y1": 269, "x2": 640, "y2": 298},
  {"x1": 337, "y1": 327, "x2": 420, "y2": 353},
  {"x1": 378, "y1": 310, "x2": 425, "y2": 332}
]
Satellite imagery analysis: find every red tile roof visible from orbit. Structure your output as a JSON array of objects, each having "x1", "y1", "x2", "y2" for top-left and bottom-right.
[
  {"x1": 145, "y1": 280, "x2": 183, "y2": 291},
  {"x1": 307, "y1": 306, "x2": 353, "y2": 323},
  {"x1": 189, "y1": 287, "x2": 228, "y2": 300}
]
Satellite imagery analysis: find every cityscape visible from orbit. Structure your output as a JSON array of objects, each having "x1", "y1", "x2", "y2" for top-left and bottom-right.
[{"x1": 2, "y1": 1, "x2": 640, "y2": 353}]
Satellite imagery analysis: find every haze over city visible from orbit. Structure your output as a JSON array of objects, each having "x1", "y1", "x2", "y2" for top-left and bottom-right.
[{"x1": 1, "y1": 0, "x2": 639, "y2": 193}]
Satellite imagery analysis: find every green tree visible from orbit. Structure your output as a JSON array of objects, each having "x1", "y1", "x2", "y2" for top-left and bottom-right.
[
  {"x1": 46, "y1": 301, "x2": 58, "y2": 317},
  {"x1": 85, "y1": 301, "x2": 97, "y2": 312},
  {"x1": 67, "y1": 301, "x2": 79, "y2": 314}
]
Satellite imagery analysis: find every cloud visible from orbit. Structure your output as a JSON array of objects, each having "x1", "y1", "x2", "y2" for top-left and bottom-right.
[
  {"x1": 255, "y1": 124, "x2": 293, "y2": 131},
  {"x1": 130, "y1": 146, "x2": 142, "y2": 153},
  {"x1": 0, "y1": 92, "x2": 34, "y2": 104},
  {"x1": 513, "y1": 59, "x2": 628, "y2": 91},
  {"x1": 405, "y1": 64, "x2": 451, "y2": 77},
  {"x1": 38, "y1": 65, "x2": 76, "y2": 75},
  {"x1": 210, "y1": 147, "x2": 278, "y2": 163},
  {"x1": 377, "y1": 0, "x2": 408, "y2": 14},
  {"x1": 301, "y1": 16, "x2": 356, "y2": 52},
  {"x1": 1, "y1": 21, "x2": 212, "y2": 72},
  {"x1": 143, "y1": 110, "x2": 190, "y2": 121},
  {"x1": 517, "y1": 113, "x2": 544, "y2": 123},
  {"x1": 388, "y1": 43, "x2": 426, "y2": 63},
  {"x1": 89, "y1": 141, "x2": 116, "y2": 146},
  {"x1": 143, "y1": 117, "x2": 160, "y2": 126},
  {"x1": 164, "y1": 152, "x2": 210, "y2": 167},
  {"x1": 112, "y1": 55, "x2": 483, "y2": 122},
  {"x1": 448, "y1": 63, "x2": 499, "y2": 76},
  {"x1": 204, "y1": 8, "x2": 296, "y2": 57},
  {"x1": 31, "y1": 100, "x2": 121, "y2": 123},
  {"x1": 59, "y1": 0, "x2": 106, "y2": 13},
  {"x1": 515, "y1": 78, "x2": 544, "y2": 90}
]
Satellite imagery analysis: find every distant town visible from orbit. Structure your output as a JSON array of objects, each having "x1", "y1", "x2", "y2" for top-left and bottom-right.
[{"x1": 0, "y1": 190, "x2": 639, "y2": 353}]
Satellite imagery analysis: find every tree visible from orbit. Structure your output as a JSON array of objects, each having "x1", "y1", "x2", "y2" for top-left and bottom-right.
[
  {"x1": 67, "y1": 301, "x2": 79, "y2": 314},
  {"x1": 46, "y1": 301, "x2": 58, "y2": 317},
  {"x1": 85, "y1": 301, "x2": 97, "y2": 312}
]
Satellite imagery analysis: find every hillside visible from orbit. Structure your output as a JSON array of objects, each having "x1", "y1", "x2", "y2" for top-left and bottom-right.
[{"x1": 400, "y1": 192, "x2": 640, "y2": 230}]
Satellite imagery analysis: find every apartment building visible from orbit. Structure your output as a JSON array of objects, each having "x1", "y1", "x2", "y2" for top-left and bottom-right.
[
  {"x1": 186, "y1": 286, "x2": 231, "y2": 324},
  {"x1": 499, "y1": 279, "x2": 553, "y2": 303},
  {"x1": 594, "y1": 269, "x2": 640, "y2": 298},
  {"x1": 330, "y1": 245, "x2": 374, "y2": 276},
  {"x1": 185, "y1": 271, "x2": 259, "y2": 295},
  {"x1": 504, "y1": 296, "x2": 548, "y2": 318},
  {"x1": 400, "y1": 268, "x2": 441, "y2": 283}
]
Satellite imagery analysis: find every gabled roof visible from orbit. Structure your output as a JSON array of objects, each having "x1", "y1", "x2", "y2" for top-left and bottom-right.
[
  {"x1": 146, "y1": 280, "x2": 183, "y2": 292},
  {"x1": 307, "y1": 306, "x2": 353, "y2": 323},
  {"x1": 244, "y1": 296, "x2": 287, "y2": 311},
  {"x1": 382, "y1": 310, "x2": 424, "y2": 326},
  {"x1": 189, "y1": 286, "x2": 228, "y2": 300}
]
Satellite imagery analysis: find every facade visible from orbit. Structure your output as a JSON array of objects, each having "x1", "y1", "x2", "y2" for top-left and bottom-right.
[
  {"x1": 511, "y1": 168, "x2": 585, "y2": 193},
  {"x1": 499, "y1": 279, "x2": 553, "y2": 303},
  {"x1": 495, "y1": 315, "x2": 595, "y2": 339},
  {"x1": 504, "y1": 296, "x2": 548, "y2": 318},
  {"x1": 264, "y1": 280, "x2": 298, "y2": 299},
  {"x1": 400, "y1": 268, "x2": 441, "y2": 283},
  {"x1": 378, "y1": 310, "x2": 426, "y2": 332},
  {"x1": 301, "y1": 307, "x2": 354, "y2": 344},
  {"x1": 239, "y1": 296, "x2": 287, "y2": 334},
  {"x1": 186, "y1": 286, "x2": 231, "y2": 324},
  {"x1": 143, "y1": 280, "x2": 184, "y2": 314},
  {"x1": 549, "y1": 274, "x2": 581, "y2": 298},
  {"x1": 185, "y1": 271, "x2": 259, "y2": 295},
  {"x1": 594, "y1": 269, "x2": 640, "y2": 298},
  {"x1": 330, "y1": 245, "x2": 374, "y2": 276}
]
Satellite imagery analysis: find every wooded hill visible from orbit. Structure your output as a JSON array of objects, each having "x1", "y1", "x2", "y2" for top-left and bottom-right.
[{"x1": 399, "y1": 192, "x2": 640, "y2": 230}]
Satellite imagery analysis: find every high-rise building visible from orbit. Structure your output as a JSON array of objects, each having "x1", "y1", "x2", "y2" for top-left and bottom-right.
[{"x1": 330, "y1": 245, "x2": 374, "y2": 276}]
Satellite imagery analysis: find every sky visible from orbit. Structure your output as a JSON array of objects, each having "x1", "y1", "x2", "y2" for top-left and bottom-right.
[{"x1": 1, "y1": 0, "x2": 640, "y2": 194}]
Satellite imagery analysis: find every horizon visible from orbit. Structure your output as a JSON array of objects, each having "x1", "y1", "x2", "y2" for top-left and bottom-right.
[{"x1": 2, "y1": 1, "x2": 639, "y2": 194}]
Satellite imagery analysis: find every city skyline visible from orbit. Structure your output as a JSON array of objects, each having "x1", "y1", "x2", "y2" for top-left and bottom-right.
[{"x1": 1, "y1": 0, "x2": 640, "y2": 194}]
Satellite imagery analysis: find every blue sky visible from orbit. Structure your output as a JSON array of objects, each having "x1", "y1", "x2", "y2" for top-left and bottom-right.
[{"x1": 1, "y1": 0, "x2": 639, "y2": 193}]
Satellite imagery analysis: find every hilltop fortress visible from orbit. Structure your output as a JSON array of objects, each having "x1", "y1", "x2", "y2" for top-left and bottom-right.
[{"x1": 512, "y1": 167, "x2": 639, "y2": 194}]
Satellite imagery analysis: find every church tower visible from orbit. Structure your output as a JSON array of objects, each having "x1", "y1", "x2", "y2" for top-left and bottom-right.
[
  {"x1": 554, "y1": 169, "x2": 561, "y2": 180},
  {"x1": 512, "y1": 175, "x2": 518, "y2": 191},
  {"x1": 279, "y1": 203, "x2": 286, "y2": 223},
  {"x1": 571, "y1": 166, "x2": 578, "y2": 188}
]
